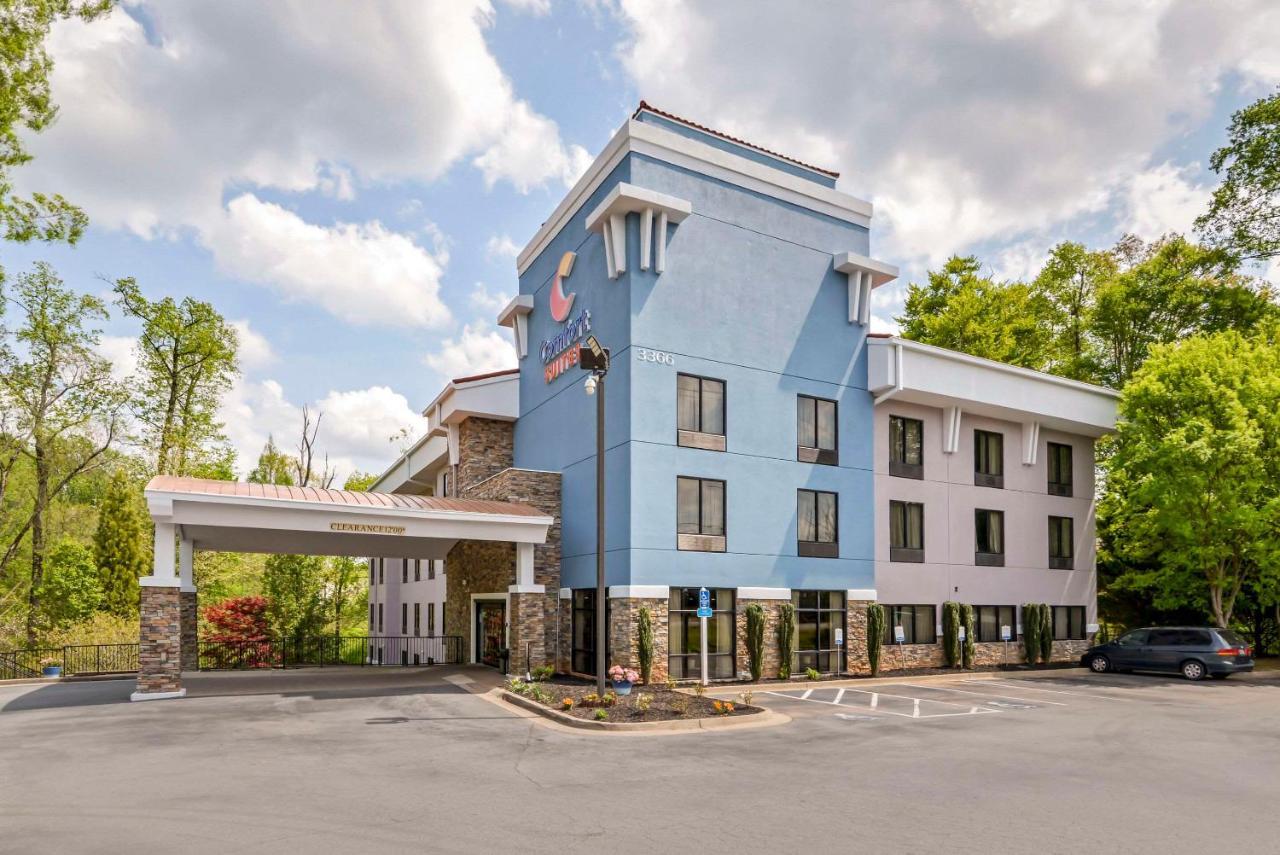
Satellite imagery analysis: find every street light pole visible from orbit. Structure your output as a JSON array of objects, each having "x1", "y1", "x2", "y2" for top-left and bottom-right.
[{"x1": 581, "y1": 336, "x2": 610, "y2": 697}]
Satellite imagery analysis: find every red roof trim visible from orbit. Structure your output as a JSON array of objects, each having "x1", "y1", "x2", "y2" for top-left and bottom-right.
[
  {"x1": 633, "y1": 101, "x2": 840, "y2": 179},
  {"x1": 450, "y1": 367, "x2": 519, "y2": 386}
]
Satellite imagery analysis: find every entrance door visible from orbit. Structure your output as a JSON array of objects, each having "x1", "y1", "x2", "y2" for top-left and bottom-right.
[{"x1": 476, "y1": 601, "x2": 506, "y2": 668}]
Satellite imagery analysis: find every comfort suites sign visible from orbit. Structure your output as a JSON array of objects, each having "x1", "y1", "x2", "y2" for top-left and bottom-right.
[{"x1": 540, "y1": 250, "x2": 593, "y2": 384}]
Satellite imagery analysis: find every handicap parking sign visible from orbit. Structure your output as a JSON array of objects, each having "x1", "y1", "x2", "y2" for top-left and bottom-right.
[{"x1": 697, "y1": 587, "x2": 712, "y2": 617}]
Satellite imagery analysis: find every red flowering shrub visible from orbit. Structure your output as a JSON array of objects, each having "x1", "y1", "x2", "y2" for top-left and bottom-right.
[{"x1": 201, "y1": 596, "x2": 275, "y2": 668}]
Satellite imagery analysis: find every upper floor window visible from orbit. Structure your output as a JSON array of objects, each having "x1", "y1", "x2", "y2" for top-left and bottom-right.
[
  {"x1": 402, "y1": 561, "x2": 408, "y2": 584},
  {"x1": 413, "y1": 603, "x2": 421, "y2": 637},
  {"x1": 1047, "y1": 442, "x2": 1073, "y2": 497},
  {"x1": 889, "y1": 416, "x2": 923, "y2": 479},
  {"x1": 414, "y1": 559, "x2": 421, "y2": 582},
  {"x1": 377, "y1": 558, "x2": 384, "y2": 585},
  {"x1": 369, "y1": 559, "x2": 375, "y2": 586},
  {"x1": 889, "y1": 500, "x2": 924, "y2": 563},
  {"x1": 974, "y1": 430, "x2": 1004, "y2": 488},
  {"x1": 677, "y1": 476, "x2": 726, "y2": 551},
  {"x1": 428, "y1": 560, "x2": 437, "y2": 581},
  {"x1": 1048, "y1": 516, "x2": 1074, "y2": 570},
  {"x1": 677, "y1": 374, "x2": 726, "y2": 451},
  {"x1": 797, "y1": 395, "x2": 838, "y2": 465},
  {"x1": 975, "y1": 509, "x2": 1005, "y2": 566},
  {"x1": 797, "y1": 490, "x2": 838, "y2": 558}
]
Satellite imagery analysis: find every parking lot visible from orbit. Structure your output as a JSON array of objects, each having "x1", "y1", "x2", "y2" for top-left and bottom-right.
[{"x1": 0, "y1": 667, "x2": 1277, "y2": 854}]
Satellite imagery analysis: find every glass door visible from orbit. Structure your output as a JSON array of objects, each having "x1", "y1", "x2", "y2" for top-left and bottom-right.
[{"x1": 476, "y1": 601, "x2": 506, "y2": 668}]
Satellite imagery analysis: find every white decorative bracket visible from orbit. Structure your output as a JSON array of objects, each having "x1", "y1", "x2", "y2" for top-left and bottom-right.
[
  {"x1": 586, "y1": 183, "x2": 692, "y2": 279},
  {"x1": 496, "y1": 294, "x2": 534, "y2": 359},
  {"x1": 1022, "y1": 421, "x2": 1041, "y2": 466},
  {"x1": 833, "y1": 251, "x2": 899, "y2": 326},
  {"x1": 943, "y1": 406, "x2": 963, "y2": 454}
]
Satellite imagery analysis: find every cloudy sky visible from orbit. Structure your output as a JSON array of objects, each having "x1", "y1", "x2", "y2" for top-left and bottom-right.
[{"x1": 8, "y1": 0, "x2": 1278, "y2": 480}]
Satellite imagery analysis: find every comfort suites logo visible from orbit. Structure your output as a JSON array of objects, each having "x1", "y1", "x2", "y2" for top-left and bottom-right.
[
  {"x1": 549, "y1": 250, "x2": 576, "y2": 322},
  {"x1": 540, "y1": 249, "x2": 592, "y2": 384}
]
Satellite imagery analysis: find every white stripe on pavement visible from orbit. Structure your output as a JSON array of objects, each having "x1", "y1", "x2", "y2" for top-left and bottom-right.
[{"x1": 898, "y1": 682, "x2": 1068, "y2": 706}]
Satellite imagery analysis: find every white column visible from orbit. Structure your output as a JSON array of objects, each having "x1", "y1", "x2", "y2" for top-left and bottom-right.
[
  {"x1": 848, "y1": 269, "x2": 862, "y2": 323},
  {"x1": 655, "y1": 211, "x2": 669, "y2": 273},
  {"x1": 943, "y1": 407, "x2": 963, "y2": 454},
  {"x1": 858, "y1": 271, "x2": 873, "y2": 326},
  {"x1": 602, "y1": 221, "x2": 616, "y2": 279},
  {"x1": 609, "y1": 213, "x2": 627, "y2": 277},
  {"x1": 178, "y1": 536, "x2": 195, "y2": 592},
  {"x1": 509, "y1": 542, "x2": 544, "y2": 594},
  {"x1": 143, "y1": 522, "x2": 179, "y2": 586},
  {"x1": 1021, "y1": 421, "x2": 1041, "y2": 466},
  {"x1": 640, "y1": 207, "x2": 653, "y2": 271}
]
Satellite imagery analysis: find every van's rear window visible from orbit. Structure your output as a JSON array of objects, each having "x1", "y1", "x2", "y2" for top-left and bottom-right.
[{"x1": 1217, "y1": 630, "x2": 1247, "y2": 647}]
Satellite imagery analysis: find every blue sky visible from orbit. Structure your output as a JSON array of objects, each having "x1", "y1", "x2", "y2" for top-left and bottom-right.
[{"x1": 8, "y1": 0, "x2": 1278, "y2": 480}]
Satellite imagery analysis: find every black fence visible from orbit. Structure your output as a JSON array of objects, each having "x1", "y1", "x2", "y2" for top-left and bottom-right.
[
  {"x1": 0, "y1": 644, "x2": 138, "y2": 680},
  {"x1": 198, "y1": 636, "x2": 464, "y2": 671}
]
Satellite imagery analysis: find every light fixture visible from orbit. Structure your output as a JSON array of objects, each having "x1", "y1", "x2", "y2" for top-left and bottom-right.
[{"x1": 584, "y1": 375, "x2": 598, "y2": 395}]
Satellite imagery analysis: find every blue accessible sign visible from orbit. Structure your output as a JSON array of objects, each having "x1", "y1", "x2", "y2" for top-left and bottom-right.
[{"x1": 697, "y1": 587, "x2": 712, "y2": 618}]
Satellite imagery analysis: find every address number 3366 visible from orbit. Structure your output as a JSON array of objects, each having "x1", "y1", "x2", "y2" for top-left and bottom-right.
[{"x1": 635, "y1": 348, "x2": 674, "y2": 365}]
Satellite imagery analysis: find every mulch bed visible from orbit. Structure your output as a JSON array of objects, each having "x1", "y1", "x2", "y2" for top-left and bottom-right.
[{"x1": 508, "y1": 679, "x2": 762, "y2": 723}]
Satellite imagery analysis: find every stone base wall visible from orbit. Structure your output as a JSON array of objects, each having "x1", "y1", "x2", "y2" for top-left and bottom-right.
[
  {"x1": 137, "y1": 585, "x2": 182, "y2": 695},
  {"x1": 179, "y1": 590, "x2": 198, "y2": 672},
  {"x1": 608, "y1": 597, "x2": 669, "y2": 683},
  {"x1": 845, "y1": 600, "x2": 874, "y2": 675},
  {"x1": 735, "y1": 599, "x2": 788, "y2": 680},
  {"x1": 508, "y1": 591, "x2": 546, "y2": 675}
]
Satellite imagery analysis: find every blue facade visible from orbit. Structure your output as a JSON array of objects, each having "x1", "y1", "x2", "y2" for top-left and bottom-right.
[{"x1": 513, "y1": 115, "x2": 876, "y2": 593}]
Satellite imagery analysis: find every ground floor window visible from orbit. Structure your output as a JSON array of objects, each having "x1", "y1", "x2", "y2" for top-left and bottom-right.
[
  {"x1": 378, "y1": 603, "x2": 383, "y2": 634},
  {"x1": 401, "y1": 603, "x2": 407, "y2": 635},
  {"x1": 793, "y1": 590, "x2": 846, "y2": 672},
  {"x1": 572, "y1": 590, "x2": 611, "y2": 675},
  {"x1": 413, "y1": 603, "x2": 420, "y2": 637},
  {"x1": 884, "y1": 604, "x2": 936, "y2": 645},
  {"x1": 974, "y1": 605, "x2": 1016, "y2": 642},
  {"x1": 669, "y1": 587, "x2": 736, "y2": 679},
  {"x1": 1051, "y1": 606, "x2": 1086, "y2": 640}
]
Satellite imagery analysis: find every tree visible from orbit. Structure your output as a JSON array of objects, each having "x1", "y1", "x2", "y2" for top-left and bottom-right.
[
  {"x1": 1197, "y1": 90, "x2": 1280, "y2": 262},
  {"x1": 342, "y1": 471, "x2": 378, "y2": 492},
  {"x1": 262, "y1": 553, "x2": 326, "y2": 643},
  {"x1": 1032, "y1": 241, "x2": 1115, "y2": 381},
  {"x1": 246, "y1": 435, "x2": 294, "y2": 486},
  {"x1": 203, "y1": 596, "x2": 270, "y2": 643},
  {"x1": 325, "y1": 556, "x2": 363, "y2": 639},
  {"x1": 1102, "y1": 329, "x2": 1280, "y2": 627},
  {"x1": 0, "y1": 0, "x2": 113, "y2": 253},
  {"x1": 293, "y1": 405, "x2": 335, "y2": 488},
  {"x1": 93, "y1": 469, "x2": 148, "y2": 616},
  {"x1": 36, "y1": 538, "x2": 101, "y2": 628},
  {"x1": 866, "y1": 603, "x2": 884, "y2": 676},
  {"x1": 0, "y1": 263, "x2": 123, "y2": 640},
  {"x1": 112, "y1": 279, "x2": 238, "y2": 476}
]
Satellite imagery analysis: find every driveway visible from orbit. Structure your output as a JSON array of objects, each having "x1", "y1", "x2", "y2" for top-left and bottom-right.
[{"x1": 1, "y1": 667, "x2": 1277, "y2": 854}]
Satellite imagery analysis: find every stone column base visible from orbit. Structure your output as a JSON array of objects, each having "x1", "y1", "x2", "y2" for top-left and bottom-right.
[
  {"x1": 179, "y1": 589, "x2": 198, "y2": 672},
  {"x1": 135, "y1": 584, "x2": 183, "y2": 700},
  {"x1": 508, "y1": 590, "x2": 548, "y2": 676},
  {"x1": 608, "y1": 597, "x2": 669, "y2": 683}
]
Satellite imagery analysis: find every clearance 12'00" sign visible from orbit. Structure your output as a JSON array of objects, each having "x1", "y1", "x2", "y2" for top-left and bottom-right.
[{"x1": 329, "y1": 522, "x2": 406, "y2": 535}]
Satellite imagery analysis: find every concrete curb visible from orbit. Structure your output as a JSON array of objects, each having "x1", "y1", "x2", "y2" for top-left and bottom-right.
[
  {"x1": 495, "y1": 689, "x2": 790, "y2": 735},
  {"x1": 695, "y1": 667, "x2": 1091, "y2": 696}
]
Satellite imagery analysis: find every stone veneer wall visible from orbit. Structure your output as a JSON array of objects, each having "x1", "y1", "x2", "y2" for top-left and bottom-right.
[
  {"x1": 137, "y1": 586, "x2": 182, "y2": 694},
  {"x1": 454, "y1": 417, "x2": 514, "y2": 494},
  {"x1": 844, "y1": 600, "x2": 874, "y2": 676},
  {"x1": 734, "y1": 599, "x2": 788, "y2": 680},
  {"x1": 179, "y1": 590, "x2": 198, "y2": 672},
  {"x1": 608, "y1": 597, "x2": 670, "y2": 683}
]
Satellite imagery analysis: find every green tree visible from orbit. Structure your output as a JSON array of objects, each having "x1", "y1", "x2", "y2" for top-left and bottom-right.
[
  {"x1": 866, "y1": 603, "x2": 884, "y2": 676},
  {"x1": 112, "y1": 279, "x2": 238, "y2": 476},
  {"x1": 92, "y1": 468, "x2": 148, "y2": 616},
  {"x1": 342, "y1": 471, "x2": 378, "y2": 492},
  {"x1": 0, "y1": 263, "x2": 123, "y2": 639},
  {"x1": 247, "y1": 435, "x2": 294, "y2": 486},
  {"x1": 263, "y1": 553, "x2": 326, "y2": 643},
  {"x1": 0, "y1": 0, "x2": 113, "y2": 253},
  {"x1": 1032, "y1": 241, "x2": 1115, "y2": 381},
  {"x1": 1197, "y1": 90, "x2": 1280, "y2": 262},
  {"x1": 1102, "y1": 329, "x2": 1280, "y2": 627},
  {"x1": 325, "y1": 556, "x2": 364, "y2": 639},
  {"x1": 36, "y1": 537, "x2": 101, "y2": 628}
]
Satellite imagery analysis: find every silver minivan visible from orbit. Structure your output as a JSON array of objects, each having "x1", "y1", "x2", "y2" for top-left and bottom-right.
[{"x1": 1081, "y1": 627, "x2": 1255, "y2": 680}]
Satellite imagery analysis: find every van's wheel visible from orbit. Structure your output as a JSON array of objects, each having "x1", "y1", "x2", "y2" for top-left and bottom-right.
[
  {"x1": 1181, "y1": 660, "x2": 1206, "y2": 681},
  {"x1": 1088, "y1": 655, "x2": 1111, "y2": 674}
]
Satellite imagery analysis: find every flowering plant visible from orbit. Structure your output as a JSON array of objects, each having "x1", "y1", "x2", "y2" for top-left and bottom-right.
[
  {"x1": 561, "y1": 697, "x2": 574, "y2": 710},
  {"x1": 608, "y1": 664, "x2": 639, "y2": 683},
  {"x1": 712, "y1": 700, "x2": 735, "y2": 716}
]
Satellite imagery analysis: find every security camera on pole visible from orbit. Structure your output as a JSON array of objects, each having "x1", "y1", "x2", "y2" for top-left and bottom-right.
[{"x1": 580, "y1": 335, "x2": 610, "y2": 697}]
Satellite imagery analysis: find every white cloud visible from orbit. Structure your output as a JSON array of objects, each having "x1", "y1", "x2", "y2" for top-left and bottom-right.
[
  {"x1": 474, "y1": 101, "x2": 593, "y2": 192},
  {"x1": 424, "y1": 322, "x2": 517, "y2": 380},
  {"x1": 229, "y1": 319, "x2": 276, "y2": 371},
  {"x1": 615, "y1": 0, "x2": 1280, "y2": 267},
  {"x1": 96, "y1": 335, "x2": 139, "y2": 382},
  {"x1": 500, "y1": 0, "x2": 551, "y2": 15},
  {"x1": 470, "y1": 282, "x2": 513, "y2": 316},
  {"x1": 485, "y1": 233, "x2": 521, "y2": 261},
  {"x1": 204, "y1": 194, "x2": 451, "y2": 328},
  {"x1": 1122, "y1": 161, "x2": 1213, "y2": 241}
]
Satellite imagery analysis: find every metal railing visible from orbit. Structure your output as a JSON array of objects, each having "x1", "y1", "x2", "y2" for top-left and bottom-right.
[
  {"x1": 0, "y1": 648, "x2": 61, "y2": 680},
  {"x1": 0, "y1": 644, "x2": 139, "y2": 679},
  {"x1": 198, "y1": 635, "x2": 464, "y2": 670}
]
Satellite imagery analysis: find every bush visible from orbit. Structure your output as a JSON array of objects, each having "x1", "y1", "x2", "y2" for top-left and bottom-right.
[
  {"x1": 1022, "y1": 603, "x2": 1041, "y2": 664},
  {"x1": 777, "y1": 602, "x2": 796, "y2": 679},
  {"x1": 744, "y1": 602, "x2": 765, "y2": 681},
  {"x1": 637, "y1": 606, "x2": 654, "y2": 684},
  {"x1": 961, "y1": 603, "x2": 976, "y2": 669},
  {"x1": 530, "y1": 664, "x2": 554, "y2": 682},
  {"x1": 942, "y1": 601, "x2": 961, "y2": 667},
  {"x1": 635, "y1": 693, "x2": 652, "y2": 712},
  {"x1": 593, "y1": 708, "x2": 608, "y2": 721},
  {"x1": 37, "y1": 539, "x2": 103, "y2": 629},
  {"x1": 867, "y1": 603, "x2": 885, "y2": 676},
  {"x1": 1038, "y1": 603, "x2": 1053, "y2": 663},
  {"x1": 805, "y1": 667, "x2": 820, "y2": 681},
  {"x1": 41, "y1": 612, "x2": 136, "y2": 649}
]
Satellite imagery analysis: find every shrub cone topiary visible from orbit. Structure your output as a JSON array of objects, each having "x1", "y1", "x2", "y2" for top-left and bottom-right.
[
  {"x1": 1038, "y1": 603, "x2": 1053, "y2": 663},
  {"x1": 942, "y1": 601, "x2": 961, "y2": 667},
  {"x1": 961, "y1": 603, "x2": 976, "y2": 669},
  {"x1": 777, "y1": 603, "x2": 796, "y2": 679},
  {"x1": 867, "y1": 603, "x2": 885, "y2": 676},
  {"x1": 1022, "y1": 603, "x2": 1040, "y2": 664},
  {"x1": 745, "y1": 602, "x2": 765, "y2": 681},
  {"x1": 637, "y1": 607, "x2": 654, "y2": 684}
]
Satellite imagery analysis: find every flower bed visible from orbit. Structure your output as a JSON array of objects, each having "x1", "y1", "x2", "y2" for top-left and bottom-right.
[{"x1": 505, "y1": 677, "x2": 761, "y2": 723}]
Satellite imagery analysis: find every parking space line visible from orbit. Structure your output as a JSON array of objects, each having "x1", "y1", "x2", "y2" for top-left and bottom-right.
[
  {"x1": 970, "y1": 679, "x2": 1132, "y2": 701},
  {"x1": 834, "y1": 686, "x2": 982, "y2": 710},
  {"x1": 898, "y1": 682, "x2": 1068, "y2": 706}
]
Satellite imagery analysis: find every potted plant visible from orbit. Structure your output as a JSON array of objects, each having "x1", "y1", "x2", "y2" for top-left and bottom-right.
[
  {"x1": 40, "y1": 657, "x2": 62, "y2": 678},
  {"x1": 608, "y1": 664, "x2": 639, "y2": 696}
]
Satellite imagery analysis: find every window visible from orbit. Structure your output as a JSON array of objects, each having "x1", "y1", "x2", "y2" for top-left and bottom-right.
[
  {"x1": 797, "y1": 395, "x2": 838, "y2": 465},
  {"x1": 1047, "y1": 442, "x2": 1073, "y2": 497},
  {"x1": 677, "y1": 374, "x2": 726, "y2": 450},
  {"x1": 974, "y1": 429, "x2": 1004, "y2": 488},
  {"x1": 1051, "y1": 606, "x2": 1086, "y2": 640},
  {"x1": 369, "y1": 603, "x2": 375, "y2": 630},
  {"x1": 427, "y1": 603, "x2": 436, "y2": 636},
  {"x1": 428, "y1": 560, "x2": 437, "y2": 581},
  {"x1": 1048, "y1": 516, "x2": 1074, "y2": 569},
  {"x1": 414, "y1": 559, "x2": 421, "y2": 582},
  {"x1": 440, "y1": 601, "x2": 446, "y2": 635},
  {"x1": 378, "y1": 603, "x2": 384, "y2": 634},
  {"x1": 669, "y1": 588, "x2": 735, "y2": 679},
  {"x1": 413, "y1": 603, "x2": 420, "y2": 637},
  {"x1": 401, "y1": 603, "x2": 407, "y2": 635},
  {"x1": 441, "y1": 471, "x2": 450, "y2": 497},
  {"x1": 889, "y1": 416, "x2": 924, "y2": 479},
  {"x1": 797, "y1": 490, "x2": 838, "y2": 558},
  {"x1": 883, "y1": 605, "x2": 936, "y2": 645},
  {"x1": 377, "y1": 558, "x2": 384, "y2": 585},
  {"x1": 973, "y1": 605, "x2": 1016, "y2": 642},
  {"x1": 975, "y1": 509, "x2": 1005, "y2": 566},
  {"x1": 402, "y1": 561, "x2": 408, "y2": 584},
  {"x1": 889, "y1": 501, "x2": 924, "y2": 563},
  {"x1": 677, "y1": 476, "x2": 726, "y2": 550},
  {"x1": 793, "y1": 590, "x2": 846, "y2": 673},
  {"x1": 572, "y1": 589, "x2": 610, "y2": 675},
  {"x1": 368, "y1": 559, "x2": 375, "y2": 586}
]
